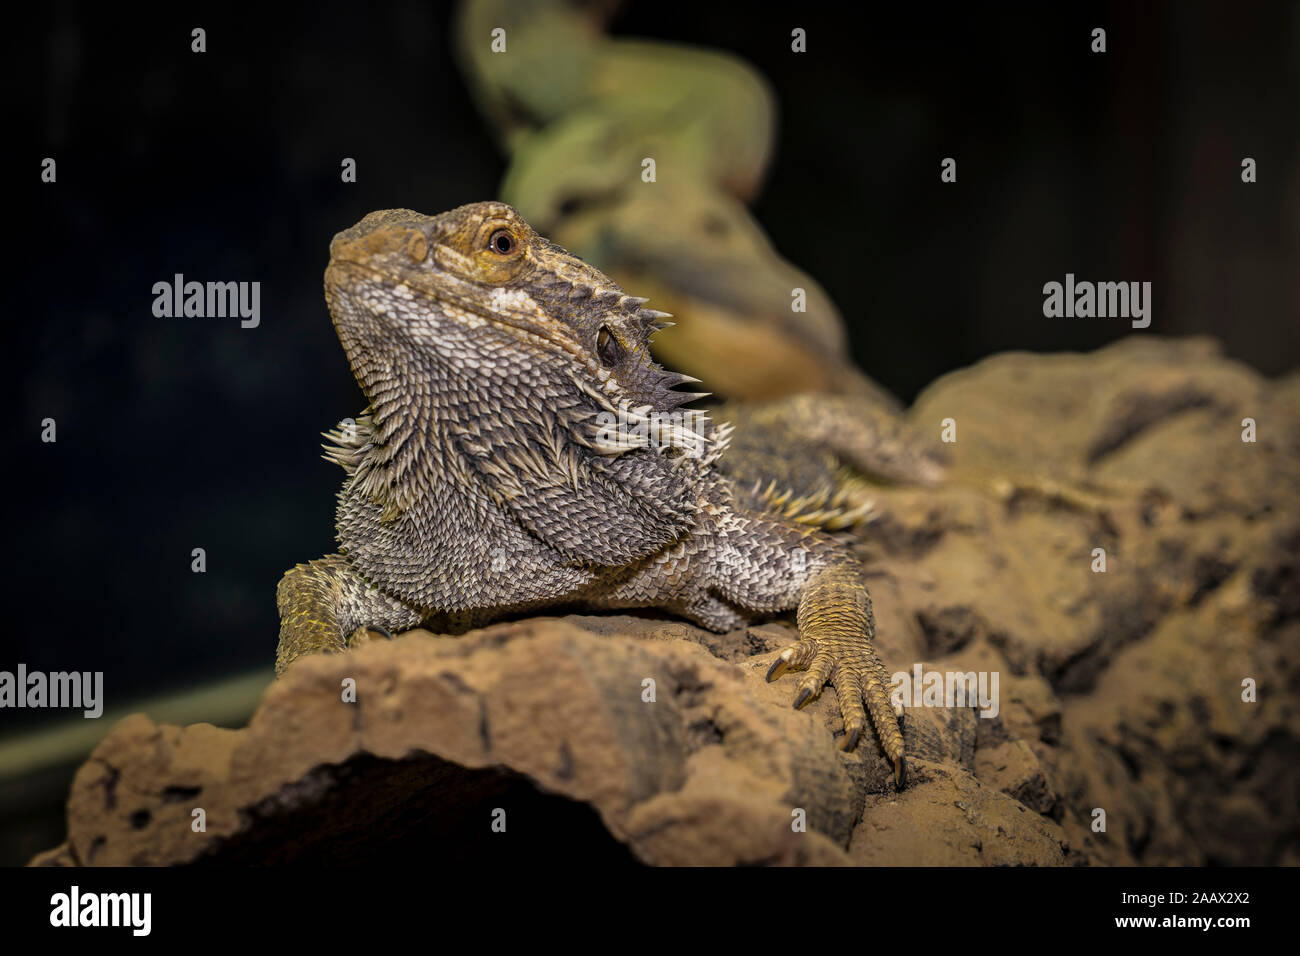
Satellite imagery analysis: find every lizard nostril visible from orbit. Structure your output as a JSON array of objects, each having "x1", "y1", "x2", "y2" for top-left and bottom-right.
[{"x1": 406, "y1": 233, "x2": 428, "y2": 263}]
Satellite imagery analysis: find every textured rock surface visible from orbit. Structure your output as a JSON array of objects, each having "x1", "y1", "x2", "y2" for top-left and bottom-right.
[{"x1": 32, "y1": 337, "x2": 1300, "y2": 866}]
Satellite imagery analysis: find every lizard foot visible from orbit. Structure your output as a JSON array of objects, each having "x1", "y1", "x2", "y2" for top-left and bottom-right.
[
  {"x1": 274, "y1": 555, "x2": 423, "y2": 676},
  {"x1": 766, "y1": 628, "x2": 905, "y2": 786}
]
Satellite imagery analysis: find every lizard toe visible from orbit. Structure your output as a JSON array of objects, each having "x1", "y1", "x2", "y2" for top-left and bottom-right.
[
  {"x1": 791, "y1": 649, "x2": 834, "y2": 707},
  {"x1": 831, "y1": 666, "x2": 868, "y2": 751},
  {"x1": 766, "y1": 638, "x2": 817, "y2": 682}
]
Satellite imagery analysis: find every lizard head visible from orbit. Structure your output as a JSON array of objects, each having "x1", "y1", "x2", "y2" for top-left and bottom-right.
[
  {"x1": 324, "y1": 201, "x2": 704, "y2": 418},
  {"x1": 323, "y1": 202, "x2": 724, "y2": 536}
]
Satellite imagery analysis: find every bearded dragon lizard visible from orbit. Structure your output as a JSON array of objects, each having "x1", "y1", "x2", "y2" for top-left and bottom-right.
[{"x1": 276, "y1": 202, "x2": 944, "y2": 784}]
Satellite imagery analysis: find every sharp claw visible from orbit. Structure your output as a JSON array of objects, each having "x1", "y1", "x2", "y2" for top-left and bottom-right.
[
  {"x1": 894, "y1": 756, "x2": 906, "y2": 788},
  {"x1": 766, "y1": 648, "x2": 797, "y2": 682},
  {"x1": 793, "y1": 687, "x2": 813, "y2": 709},
  {"x1": 368, "y1": 625, "x2": 393, "y2": 640},
  {"x1": 841, "y1": 726, "x2": 862, "y2": 751}
]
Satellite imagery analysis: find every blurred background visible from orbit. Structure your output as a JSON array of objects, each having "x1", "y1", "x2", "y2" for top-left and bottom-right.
[{"x1": 4, "y1": 0, "x2": 1297, "y2": 863}]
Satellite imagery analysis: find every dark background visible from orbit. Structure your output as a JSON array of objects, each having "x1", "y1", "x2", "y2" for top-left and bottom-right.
[{"x1": 6, "y1": 1, "x2": 1298, "y2": 721}]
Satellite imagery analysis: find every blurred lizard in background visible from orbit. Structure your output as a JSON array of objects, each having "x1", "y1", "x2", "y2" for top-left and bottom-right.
[{"x1": 454, "y1": 0, "x2": 904, "y2": 408}]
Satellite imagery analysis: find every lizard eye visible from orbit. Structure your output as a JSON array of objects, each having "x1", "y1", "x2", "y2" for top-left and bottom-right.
[
  {"x1": 596, "y1": 326, "x2": 623, "y2": 366},
  {"x1": 488, "y1": 229, "x2": 517, "y2": 256}
]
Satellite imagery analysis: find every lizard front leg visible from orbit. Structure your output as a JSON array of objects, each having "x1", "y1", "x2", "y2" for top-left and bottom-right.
[
  {"x1": 709, "y1": 508, "x2": 906, "y2": 784},
  {"x1": 275, "y1": 554, "x2": 423, "y2": 675},
  {"x1": 781, "y1": 558, "x2": 905, "y2": 783}
]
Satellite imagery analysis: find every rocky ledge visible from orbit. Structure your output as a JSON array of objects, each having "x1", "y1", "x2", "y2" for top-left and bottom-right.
[{"x1": 32, "y1": 338, "x2": 1300, "y2": 866}]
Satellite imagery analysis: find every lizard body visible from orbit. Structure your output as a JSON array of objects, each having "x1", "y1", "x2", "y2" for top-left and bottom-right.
[{"x1": 276, "y1": 202, "x2": 930, "y2": 783}]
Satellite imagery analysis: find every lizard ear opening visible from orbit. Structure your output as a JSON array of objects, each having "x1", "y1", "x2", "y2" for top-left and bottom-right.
[
  {"x1": 597, "y1": 326, "x2": 623, "y2": 366},
  {"x1": 406, "y1": 233, "x2": 428, "y2": 263}
]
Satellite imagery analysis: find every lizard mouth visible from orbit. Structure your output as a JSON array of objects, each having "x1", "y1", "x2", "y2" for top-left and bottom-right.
[{"x1": 324, "y1": 257, "x2": 601, "y2": 377}]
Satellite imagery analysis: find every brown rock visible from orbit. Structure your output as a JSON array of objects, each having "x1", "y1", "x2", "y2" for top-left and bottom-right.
[
  {"x1": 849, "y1": 764, "x2": 1069, "y2": 866},
  {"x1": 32, "y1": 337, "x2": 1299, "y2": 865}
]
